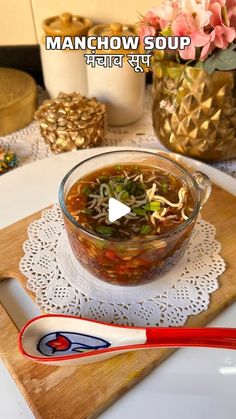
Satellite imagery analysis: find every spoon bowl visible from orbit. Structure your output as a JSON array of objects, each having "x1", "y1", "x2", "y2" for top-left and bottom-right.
[{"x1": 19, "y1": 314, "x2": 236, "y2": 366}]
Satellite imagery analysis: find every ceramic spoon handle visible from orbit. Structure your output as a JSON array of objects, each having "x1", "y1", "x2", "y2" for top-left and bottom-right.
[{"x1": 145, "y1": 327, "x2": 236, "y2": 350}]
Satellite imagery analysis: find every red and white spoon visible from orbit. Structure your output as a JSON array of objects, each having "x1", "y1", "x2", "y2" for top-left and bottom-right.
[{"x1": 19, "y1": 314, "x2": 236, "y2": 366}]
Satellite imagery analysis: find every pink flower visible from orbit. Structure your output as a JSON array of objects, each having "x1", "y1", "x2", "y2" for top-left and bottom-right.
[
  {"x1": 182, "y1": 0, "x2": 212, "y2": 30},
  {"x1": 209, "y1": 1, "x2": 224, "y2": 25},
  {"x1": 138, "y1": 0, "x2": 236, "y2": 62},
  {"x1": 139, "y1": 11, "x2": 160, "y2": 41},
  {"x1": 214, "y1": 25, "x2": 235, "y2": 47},
  {"x1": 226, "y1": 0, "x2": 236, "y2": 26},
  {"x1": 144, "y1": 11, "x2": 160, "y2": 29},
  {"x1": 201, "y1": 24, "x2": 236, "y2": 59},
  {"x1": 209, "y1": 0, "x2": 226, "y2": 6},
  {"x1": 139, "y1": 24, "x2": 157, "y2": 42},
  {"x1": 199, "y1": 0, "x2": 236, "y2": 59},
  {"x1": 150, "y1": 1, "x2": 181, "y2": 29},
  {"x1": 178, "y1": 43, "x2": 196, "y2": 60},
  {"x1": 172, "y1": 13, "x2": 210, "y2": 59}
]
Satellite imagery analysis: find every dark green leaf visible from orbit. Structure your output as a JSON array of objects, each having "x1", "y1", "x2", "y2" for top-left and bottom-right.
[{"x1": 203, "y1": 44, "x2": 236, "y2": 74}]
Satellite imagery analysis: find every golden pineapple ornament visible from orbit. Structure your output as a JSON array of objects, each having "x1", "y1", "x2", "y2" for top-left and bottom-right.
[{"x1": 152, "y1": 62, "x2": 236, "y2": 161}]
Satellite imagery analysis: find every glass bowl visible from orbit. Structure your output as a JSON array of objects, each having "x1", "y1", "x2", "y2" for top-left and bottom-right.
[{"x1": 59, "y1": 150, "x2": 211, "y2": 286}]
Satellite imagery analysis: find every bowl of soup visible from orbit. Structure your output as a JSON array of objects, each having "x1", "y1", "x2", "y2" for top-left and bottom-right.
[{"x1": 59, "y1": 150, "x2": 211, "y2": 286}]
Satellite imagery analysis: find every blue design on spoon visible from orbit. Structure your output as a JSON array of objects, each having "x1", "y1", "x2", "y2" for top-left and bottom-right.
[{"x1": 37, "y1": 332, "x2": 111, "y2": 357}]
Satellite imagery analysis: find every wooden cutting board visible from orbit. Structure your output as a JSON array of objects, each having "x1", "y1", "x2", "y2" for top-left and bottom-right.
[{"x1": 0, "y1": 183, "x2": 236, "y2": 419}]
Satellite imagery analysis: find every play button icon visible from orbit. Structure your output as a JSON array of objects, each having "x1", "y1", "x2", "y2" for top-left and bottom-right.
[{"x1": 108, "y1": 198, "x2": 131, "y2": 222}]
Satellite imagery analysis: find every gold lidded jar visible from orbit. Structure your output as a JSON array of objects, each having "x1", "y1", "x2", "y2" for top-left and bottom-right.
[
  {"x1": 87, "y1": 22, "x2": 145, "y2": 126},
  {"x1": 40, "y1": 12, "x2": 93, "y2": 99},
  {"x1": 35, "y1": 92, "x2": 106, "y2": 153}
]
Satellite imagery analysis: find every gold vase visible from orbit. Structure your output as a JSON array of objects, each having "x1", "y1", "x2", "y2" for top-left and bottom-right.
[{"x1": 152, "y1": 62, "x2": 236, "y2": 161}]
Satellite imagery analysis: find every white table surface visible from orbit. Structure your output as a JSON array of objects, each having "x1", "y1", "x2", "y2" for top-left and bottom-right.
[{"x1": 0, "y1": 147, "x2": 236, "y2": 419}]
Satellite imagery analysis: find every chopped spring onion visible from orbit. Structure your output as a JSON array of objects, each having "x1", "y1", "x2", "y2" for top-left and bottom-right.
[
  {"x1": 109, "y1": 184, "x2": 114, "y2": 195},
  {"x1": 121, "y1": 191, "x2": 129, "y2": 201},
  {"x1": 145, "y1": 201, "x2": 161, "y2": 212},
  {"x1": 125, "y1": 181, "x2": 136, "y2": 194},
  {"x1": 99, "y1": 175, "x2": 108, "y2": 182},
  {"x1": 114, "y1": 176, "x2": 124, "y2": 182},
  {"x1": 115, "y1": 164, "x2": 122, "y2": 171},
  {"x1": 66, "y1": 163, "x2": 193, "y2": 243},
  {"x1": 162, "y1": 181, "x2": 168, "y2": 193},
  {"x1": 115, "y1": 184, "x2": 125, "y2": 193},
  {"x1": 96, "y1": 226, "x2": 115, "y2": 236},
  {"x1": 137, "y1": 181, "x2": 146, "y2": 190},
  {"x1": 81, "y1": 208, "x2": 94, "y2": 215},
  {"x1": 140, "y1": 225, "x2": 152, "y2": 234},
  {"x1": 133, "y1": 208, "x2": 146, "y2": 216},
  {"x1": 82, "y1": 186, "x2": 91, "y2": 196}
]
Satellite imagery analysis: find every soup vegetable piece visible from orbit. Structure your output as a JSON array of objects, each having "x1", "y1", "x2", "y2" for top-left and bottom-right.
[
  {"x1": 64, "y1": 164, "x2": 195, "y2": 285},
  {"x1": 66, "y1": 164, "x2": 194, "y2": 240}
]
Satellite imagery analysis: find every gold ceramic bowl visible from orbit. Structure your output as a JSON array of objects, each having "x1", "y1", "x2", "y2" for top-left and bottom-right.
[
  {"x1": 0, "y1": 68, "x2": 37, "y2": 136},
  {"x1": 152, "y1": 62, "x2": 236, "y2": 161}
]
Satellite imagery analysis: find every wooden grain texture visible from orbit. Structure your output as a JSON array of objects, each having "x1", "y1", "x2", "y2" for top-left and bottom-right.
[{"x1": 0, "y1": 184, "x2": 236, "y2": 419}]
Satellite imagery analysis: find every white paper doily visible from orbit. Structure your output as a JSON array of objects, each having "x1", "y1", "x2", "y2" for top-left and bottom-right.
[{"x1": 19, "y1": 204, "x2": 225, "y2": 327}]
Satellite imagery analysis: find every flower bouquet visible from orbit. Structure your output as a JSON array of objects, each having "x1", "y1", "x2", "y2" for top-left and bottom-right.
[{"x1": 139, "y1": 0, "x2": 236, "y2": 161}]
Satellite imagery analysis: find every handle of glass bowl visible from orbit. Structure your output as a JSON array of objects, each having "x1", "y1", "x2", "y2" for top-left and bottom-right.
[{"x1": 192, "y1": 171, "x2": 212, "y2": 207}]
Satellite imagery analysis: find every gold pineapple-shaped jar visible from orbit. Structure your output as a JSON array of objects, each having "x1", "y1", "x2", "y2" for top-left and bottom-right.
[{"x1": 152, "y1": 62, "x2": 236, "y2": 161}]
